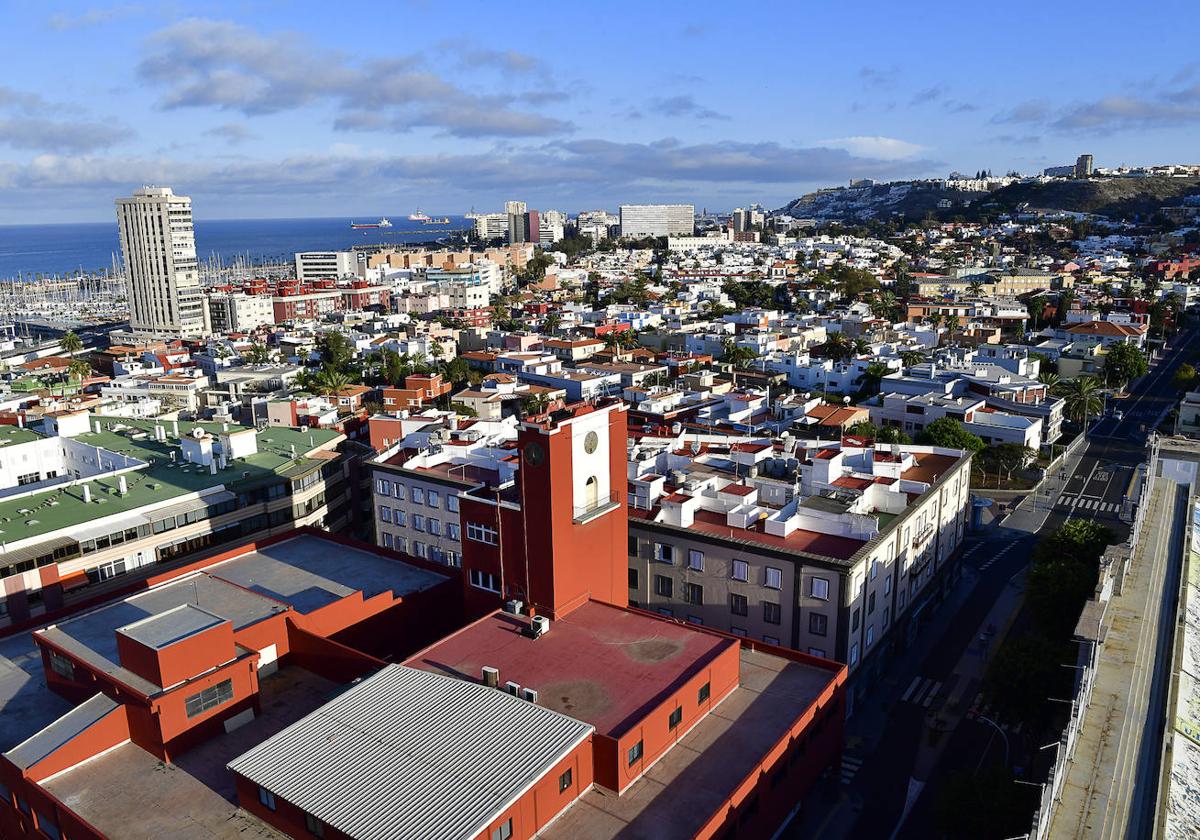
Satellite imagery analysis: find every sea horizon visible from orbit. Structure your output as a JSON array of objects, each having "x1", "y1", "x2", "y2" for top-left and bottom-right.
[{"x1": 0, "y1": 214, "x2": 473, "y2": 280}]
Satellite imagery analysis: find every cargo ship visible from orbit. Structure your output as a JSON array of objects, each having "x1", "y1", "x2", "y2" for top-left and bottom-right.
[
  {"x1": 422, "y1": 216, "x2": 451, "y2": 225},
  {"x1": 407, "y1": 210, "x2": 432, "y2": 222},
  {"x1": 350, "y1": 218, "x2": 392, "y2": 229}
]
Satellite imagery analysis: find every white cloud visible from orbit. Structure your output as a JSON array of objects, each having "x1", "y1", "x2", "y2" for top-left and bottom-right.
[{"x1": 819, "y1": 136, "x2": 927, "y2": 161}]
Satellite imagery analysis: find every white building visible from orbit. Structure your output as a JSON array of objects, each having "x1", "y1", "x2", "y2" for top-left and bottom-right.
[
  {"x1": 115, "y1": 186, "x2": 205, "y2": 338},
  {"x1": 295, "y1": 251, "x2": 358, "y2": 282},
  {"x1": 473, "y1": 213, "x2": 509, "y2": 241},
  {"x1": 205, "y1": 293, "x2": 275, "y2": 333},
  {"x1": 619, "y1": 204, "x2": 695, "y2": 238}
]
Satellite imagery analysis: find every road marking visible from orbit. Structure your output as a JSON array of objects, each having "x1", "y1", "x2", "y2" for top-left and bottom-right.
[
  {"x1": 901, "y1": 675, "x2": 923, "y2": 702},
  {"x1": 841, "y1": 755, "x2": 863, "y2": 784},
  {"x1": 921, "y1": 680, "x2": 942, "y2": 707}
]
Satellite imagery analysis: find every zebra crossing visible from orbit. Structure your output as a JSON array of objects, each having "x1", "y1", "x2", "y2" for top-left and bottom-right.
[
  {"x1": 840, "y1": 754, "x2": 863, "y2": 785},
  {"x1": 900, "y1": 675, "x2": 943, "y2": 708},
  {"x1": 978, "y1": 541, "x2": 1018, "y2": 572},
  {"x1": 1057, "y1": 496, "x2": 1121, "y2": 515}
]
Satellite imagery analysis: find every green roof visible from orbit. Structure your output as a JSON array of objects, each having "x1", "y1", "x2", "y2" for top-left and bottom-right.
[
  {"x1": 0, "y1": 418, "x2": 341, "y2": 547},
  {"x1": 0, "y1": 426, "x2": 43, "y2": 447}
]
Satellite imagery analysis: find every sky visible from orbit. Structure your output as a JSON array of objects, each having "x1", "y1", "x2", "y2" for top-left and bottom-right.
[{"x1": 0, "y1": 0, "x2": 1198, "y2": 224}]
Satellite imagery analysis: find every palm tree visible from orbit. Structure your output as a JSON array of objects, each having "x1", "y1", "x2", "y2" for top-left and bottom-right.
[
  {"x1": 60, "y1": 331, "x2": 83, "y2": 357},
  {"x1": 521, "y1": 392, "x2": 551, "y2": 417},
  {"x1": 1056, "y1": 375, "x2": 1104, "y2": 428},
  {"x1": 852, "y1": 338, "x2": 871, "y2": 357},
  {"x1": 1038, "y1": 370, "x2": 1060, "y2": 390},
  {"x1": 861, "y1": 362, "x2": 889, "y2": 395},
  {"x1": 62, "y1": 359, "x2": 91, "y2": 397},
  {"x1": 823, "y1": 332, "x2": 854, "y2": 362},
  {"x1": 967, "y1": 279, "x2": 984, "y2": 297},
  {"x1": 315, "y1": 366, "x2": 351, "y2": 396},
  {"x1": 899, "y1": 349, "x2": 927, "y2": 369},
  {"x1": 544, "y1": 313, "x2": 562, "y2": 335}
]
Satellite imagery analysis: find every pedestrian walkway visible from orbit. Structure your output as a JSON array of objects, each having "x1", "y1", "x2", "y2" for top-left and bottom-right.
[
  {"x1": 900, "y1": 676, "x2": 943, "y2": 707},
  {"x1": 841, "y1": 755, "x2": 864, "y2": 785}
]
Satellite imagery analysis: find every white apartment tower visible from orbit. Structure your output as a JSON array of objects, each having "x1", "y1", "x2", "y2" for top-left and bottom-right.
[
  {"x1": 619, "y1": 204, "x2": 695, "y2": 238},
  {"x1": 115, "y1": 186, "x2": 206, "y2": 338}
]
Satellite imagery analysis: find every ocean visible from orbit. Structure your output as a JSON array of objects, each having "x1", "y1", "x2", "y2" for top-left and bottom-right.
[{"x1": 0, "y1": 215, "x2": 472, "y2": 279}]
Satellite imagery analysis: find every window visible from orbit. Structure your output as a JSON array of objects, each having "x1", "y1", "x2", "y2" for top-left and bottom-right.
[
  {"x1": 687, "y1": 614, "x2": 702, "y2": 625},
  {"x1": 428, "y1": 518, "x2": 442, "y2": 537},
  {"x1": 36, "y1": 812, "x2": 61, "y2": 840},
  {"x1": 868, "y1": 591, "x2": 876, "y2": 615},
  {"x1": 410, "y1": 487, "x2": 424, "y2": 504},
  {"x1": 883, "y1": 606, "x2": 891, "y2": 628},
  {"x1": 305, "y1": 813, "x2": 325, "y2": 838},
  {"x1": 764, "y1": 567, "x2": 783, "y2": 590},
  {"x1": 849, "y1": 642, "x2": 860, "y2": 666},
  {"x1": 49, "y1": 650, "x2": 75, "y2": 680},
  {"x1": 870, "y1": 559, "x2": 879, "y2": 580},
  {"x1": 763, "y1": 635, "x2": 780, "y2": 645},
  {"x1": 884, "y1": 577, "x2": 892, "y2": 596},
  {"x1": 491, "y1": 819, "x2": 513, "y2": 840},
  {"x1": 810, "y1": 577, "x2": 830, "y2": 600},
  {"x1": 379, "y1": 505, "x2": 391, "y2": 523},
  {"x1": 446, "y1": 550, "x2": 460, "y2": 567},
  {"x1": 414, "y1": 541, "x2": 427, "y2": 558},
  {"x1": 731, "y1": 559, "x2": 749, "y2": 582},
  {"x1": 865, "y1": 624, "x2": 875, "y2": 648},
  {"x1": 628, "y1": 535, "x2": 639, "y2": 557},
  {"x1": 763, "y1": 601, "x2": 781, "y2": 625},
  {"x1": 899, "y1": 590, "x2": 907, "y2": 610},
  {"x1": 808, "y1": 647, "x2": 827, "y2": 658},
  {"x1": 382, "y1": 532, "x2": 393, "y2": 549},
  {"x1": 654, "y1": 543, "x2": 675, "y2": 564},
  {"x1": 427, "y1": 489, "x2": 440, "y2": 508},
  {"x1": 809, "y1": 612, "x2": 828, "y2": 636},
  {"x1": 447, "y1": 494, "x2": 459, "y2": 513},
  {"x1": 698, "y1": 682, "x2": 711, "y2": 703},
  {"x1": 467, "y1": 522, "x2": 498, "y2": 545},
  {"x1": 470, "y1": 569, "x2": 500, "y2": 593},
  {"x1": 393, "y1": 508, "x2": 406, "y2": 526},
  {"x1": 658, "y1": 607, "x2": 674, "y2": 617},
  {"x1": 731, "y1": 626, "x2": 747, "y2": 637},
  {"x1": 653, "y1": 575, "x2": 673, "y2": 598},
  {"x1": 396, "y1": 536, "x2": 408, "y2": 554},
  {"x1": 258, "y1": 787, "x2": 276, "y2": 812},
  {"x1": 852, "y1": 608, "x2": 860, "y2": 631},
  {"x1": 447, "y1": 522, "x2": 460, "y2": 541},
  {"x1": 375, "y1": 478, "x2": 390, "y2": 495},
  {"x1": 559, "y1": 768, "x2": 573, "y2": 793},
  {"x1": 413, "y1": 514, "x2": 425, "y2": 532},
  {"x1": 687, "y1": 549, "x2": 704, "y2": 571},
  {"x1": 669, "y1": 706, "x2": 683, "y2": 729},
  {"x1": 628, "y1": 568, "x2": 639, "y2": 589},
  {"x1": 628, "y1": 740, "x2": 643, "y2": 765},
  {"x1": 683, "y1": 582, "x2": 703, "y2": 605},
  {"x1": 729, "y1": 593, "x2": 748, "y2": 616},
  {"x1": 185, "y1": 679, "x2": 234, "y2": 718}
]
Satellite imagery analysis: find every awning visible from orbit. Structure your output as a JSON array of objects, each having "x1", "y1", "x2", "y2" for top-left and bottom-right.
[
  {"x1": 59, "y1": 570, "x2": 90, "y2": 591},
  {"x1": 0, "y1": 536, "x2": 76, "y2": 567},
  {"x1": 141, "y1": 491, "x2": 236, "y2": 524}
]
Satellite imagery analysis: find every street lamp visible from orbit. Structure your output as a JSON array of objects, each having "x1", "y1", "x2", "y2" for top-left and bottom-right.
[{"x1": 976, "y1": 714, "x2": 1010, "y2": 769}]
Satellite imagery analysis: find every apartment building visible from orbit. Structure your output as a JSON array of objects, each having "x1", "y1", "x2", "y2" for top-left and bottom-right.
[
  {"x1": 115, "y1": 186, "x2": 205, "y2": 338},
  {"x1": 626, "y1": 434, "x2": 972, "y2": 712},
  {"x1": 619, "y1": 204, "x2": 695, "y2": 238},
  {"x1": 204, "y1": 292, "x2": 276, "y2": 333},
  {"x1": 0, "y1": 413, "x2": 351, "y2": 630},
  {"x1": 866, "y1": 391, "x2": 1044, "y2": 448},
  {"x1": 294, "y1": 250, "x2": 359, "y2": 282}
]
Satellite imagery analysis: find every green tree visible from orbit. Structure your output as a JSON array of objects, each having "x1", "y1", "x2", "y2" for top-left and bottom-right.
[
  {"x1": 319, "y1": 332, "x2": 354, "y2": 370},
  {"x1": 315, "y1": 366, "x2": 350, "y2": 395},
  {"x1": 244, "y1": 343, "x2": 272, "y2": 365},
  {"x1": 1102, "y1": 342, "x2": 1148, "y2": 389},
  {"x1": 443, "y1": 356, "x2": 470, "y2": 385},
  {"x1": 60, "y1": 331, "x2": 83, "y2": 356},
  {"x1": 1055, "y1": 375, "x2": 1104, "y2": 426},
  {"x1": 822, "y1": 332, "x2": 854, "y2": 362},
  {"x1": 720, "y1": 337, "x2": 758, "y2": 368},
  {"x1": 899, "y1": 349, "x2": 927, "y2": 368},
  {"x1": 860, "y1": 362, "x2": 889, "y2": 395},
  {"x1": 981, "y1": 443, "x2": 1035, "y2": 480},
  {"x1": 917, "y1": 417, "x2": 985, "y2": 452},
  {"x1": 448, "y1": 401, "x2": 478, "y2": 418},
  {"x1": 1174, "y1": 362, "x2": 1197, "y2": 391}
]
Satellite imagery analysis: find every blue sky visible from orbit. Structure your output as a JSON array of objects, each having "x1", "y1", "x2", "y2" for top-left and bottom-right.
[{"x1": 0, "y1": 0, "x2": 1198, "y2": 223}]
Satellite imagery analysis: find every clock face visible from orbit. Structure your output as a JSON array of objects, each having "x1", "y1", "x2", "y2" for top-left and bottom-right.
[
  {"x1": 583, "y1": 431, "x2": 599, "y2": 454},
  {"x1": 524, "y1": 442, "x2": 545, "y2": 466}
]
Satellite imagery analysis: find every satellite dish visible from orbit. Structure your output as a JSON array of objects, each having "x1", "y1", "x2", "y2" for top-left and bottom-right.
[{"x1": 191, "y1": 427, "x2": 205, "y2": 439}]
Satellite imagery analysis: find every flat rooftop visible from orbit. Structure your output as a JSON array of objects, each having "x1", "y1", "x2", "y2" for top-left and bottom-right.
[
  {"x1": 206, "y1": 534, "x2": 448, "y2": 613},
  {"x1": 406, "y1": 601, "x2": 733, "y2": 736},
  {"x1": 0, "y1": 630, "x2": 74, "y2": 752},
  {"x1": 43, "y1": 741, "x2": 285, "y2": 840},
  {"x1": 541, "y1": 647, "x2": 836, "y2": 840}
]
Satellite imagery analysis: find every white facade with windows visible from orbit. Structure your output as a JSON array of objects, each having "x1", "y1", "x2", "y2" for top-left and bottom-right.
[
  {"x1": 373, "y1": 472, "x2": 465, "y2": 566},
  {"x1": 619, "y1": 204, "x2": 695, "y2": 238}
]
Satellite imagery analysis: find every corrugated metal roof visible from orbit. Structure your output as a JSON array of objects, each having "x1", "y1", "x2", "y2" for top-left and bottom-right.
[{"x1": 227, "y1": 665, "x2": 592, "y2": 840}]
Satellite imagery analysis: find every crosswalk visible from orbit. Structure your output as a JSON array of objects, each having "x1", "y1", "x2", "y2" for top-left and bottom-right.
[
  {"x1": 900, "y1": 675, "x2": 943, "y2": 708},
  {"x1": 840, "y1": 754, "x2": 863, "y2": 785},
  {"x1": 1057, "y1": 496, "x2": 1121, "y2": 514},
  {"x1": 978, "y1": 541, "x2": 1018, "y2": 572}
]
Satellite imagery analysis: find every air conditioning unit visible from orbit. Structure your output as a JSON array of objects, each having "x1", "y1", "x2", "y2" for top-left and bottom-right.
[
  {"x1": 522, "y1": 687, "x2": 539, "y2": 703},
  {"x1": 481, "y1": 666, "x2": 500, "y2": 688},
  {"x1": 504, "y1": 599, "x2": 524, "y2": 616},
  {"x1": 505, "y1": 681, "x2": 522, "y2": 696},
  {"x1": 531, "y1": 615, "x2": 550, "y2": 638}
]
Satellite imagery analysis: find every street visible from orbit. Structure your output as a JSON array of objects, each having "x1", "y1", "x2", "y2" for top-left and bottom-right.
[{"x1": 787, "y1": 329, "x2": 1195, "y2": 840}]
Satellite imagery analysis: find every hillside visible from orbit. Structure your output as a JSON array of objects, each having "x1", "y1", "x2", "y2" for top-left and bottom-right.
[
  {"x1": 777, "y1": 176, "x2": 1200, "y2": 223},
  {"x1": 973, "y1": 176, "x2": 1200, "y2": 219}
]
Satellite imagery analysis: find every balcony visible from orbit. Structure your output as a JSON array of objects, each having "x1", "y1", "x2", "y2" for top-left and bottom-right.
[
  {"x1": 573, "y1": 491, "x2": 621, "y2": 524},
  {"x1": 911, "y1": 522, "x2": 935, "y2": 549}
]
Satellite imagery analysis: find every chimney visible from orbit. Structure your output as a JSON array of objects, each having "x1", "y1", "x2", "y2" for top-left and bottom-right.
[
  {"x1": 481, "y1": 666, "x2": 500, "y2": 688},
  {"x1": 172, "y1": 420, "x2": 180, "y2": 437},
  {"x1": 210, "y1": 461, "x2": 218, "y2": 475},
  {"x1": 16, "y1": 413, "x2": 23, "y2": 429},
  {"x1": 118, "y1": 476, "x2": 127, "y2": 495},
  {"x1": 82, "y1": 485, "x2": 91, "y2": 504},
  {"x1": 222, "y1": 422, "x2": 229, "y2": 431}
]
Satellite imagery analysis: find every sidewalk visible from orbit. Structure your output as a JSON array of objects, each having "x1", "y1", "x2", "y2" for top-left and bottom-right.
[{"x1": 1003, "y1": 439, "x2": 1091, "y2": 534}]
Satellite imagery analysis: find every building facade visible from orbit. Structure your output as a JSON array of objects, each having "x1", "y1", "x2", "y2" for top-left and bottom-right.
[
  {"x1": 619, "y1": 204, "x2": 695, "y2": 238},
  {"x1": 115, "y1": 186, "x2": 205, "y2": 338}
]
